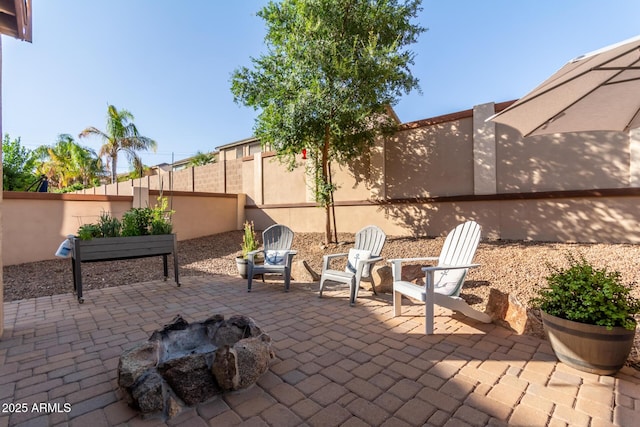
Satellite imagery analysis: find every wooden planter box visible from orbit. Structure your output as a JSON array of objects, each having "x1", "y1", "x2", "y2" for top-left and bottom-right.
[
  {"x1": 71, "y1": 234, "x2": 179, "y2": 303},
  {"x1": 541, "y1": 311, "x2": 636, "y2": 375}
]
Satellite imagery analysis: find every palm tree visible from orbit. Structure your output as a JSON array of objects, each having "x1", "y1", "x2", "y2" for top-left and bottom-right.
[
  {"x1": 79, "y1": 105, "x2": 157, "y2": 183},
  {"x1": 189, "y1": 151, "x2": 216, "y2": 167},
  {"x1": 34, "y1": 134, "x2": 104, "y2": 189}
]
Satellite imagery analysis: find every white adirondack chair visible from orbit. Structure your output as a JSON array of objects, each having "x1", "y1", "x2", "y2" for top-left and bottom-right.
[
  {"x1": 247, "y1": 224, "x2": 297, "y2": 292},
  {"x1": 388, "y1": 221, "x2": 491, "y2": 334},
  {"x1": 319, "y1": 225, "x2": 387, "y2": 305}
]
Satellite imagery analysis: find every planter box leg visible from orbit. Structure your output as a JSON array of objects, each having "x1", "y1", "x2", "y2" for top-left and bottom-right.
[
  {"x1": 71, "y1": 257, "x2": 84, "y2": 304},
  {"x1": 173, "y1": 238, "x2": 180, "y2": 287},
  {"x1": 163, "y1": 255, "x2": 168, "y2": 280}
]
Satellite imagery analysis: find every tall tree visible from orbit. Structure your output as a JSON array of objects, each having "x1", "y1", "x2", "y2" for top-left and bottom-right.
[
  {"x1": 79, "y1": 105, "x2": 157, "y2": 183},
  {"x1": 34, "y1": 134, "x2": 104, "y2": 190},
  {"x1": 2, "y1": 134, "x2": 38, "y2": 191},
  {"x1": 231, "y1": 0, "x2": 424, "y2": 243}
]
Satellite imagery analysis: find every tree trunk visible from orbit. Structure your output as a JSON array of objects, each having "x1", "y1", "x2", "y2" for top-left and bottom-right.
[
  {"x1": 322, "y1": 125, "x2": 332, "y2": 244},
  {"x1": 111, "y1": 155, "x2": 118, "y2": 184}
]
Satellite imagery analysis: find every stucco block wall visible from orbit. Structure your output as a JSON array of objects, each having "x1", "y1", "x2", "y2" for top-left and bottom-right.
[
  {"x1": 2, "y1": 192, "x2": 239, "y2": 266},
  {"x1": 62, "y1": 101, "x2": 640, "y2": 245},
  {"x1": 386, "y1": 119, "x2": 475, "y2": 199},
  {"x1": 169, "y1": 194, "x2": 238, "y2": 240},
  {"x1": 147, "y1": 175, "x2": 161, "y2": 191},
  {"x1": 2, "y1": 196, "x2": 131, "y2": 265},
  {"x1": 225, "y1": 158, "x2": 244, "y2": 195},
  {"x1": 242, "y1": 159, "x2": 256, "y2": 205},
  {"x1": 262, "y1": 155, "x2": 307, "y2": 204},
  {"x1": 331, "y1": 160, "x2": 374, "y2": 202},
  {"x1": 496, "y1": 126, "x2": 630, "y2": 193},
  {"x1": 194, "y1": 162, "x2": 224, "y2": 193},
  {"x1": 172, "y1": 168, "x2": 192, "y2": 191}
]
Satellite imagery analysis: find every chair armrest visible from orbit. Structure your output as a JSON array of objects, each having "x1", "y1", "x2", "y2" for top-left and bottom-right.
[
  {"x1": 247, "y1": 249, "x2": 265, "y2": 263},
  {"x1": 322, "y1": 252, "x2": 348, "y2": 271},
  {"x1": 422, "y1": 263, "x2": 479, "y2": 272},
  {"x1": 324, "y1": 253, "x2": 348, "y2": 261},
  {"x1": 361, "y1": 256, "x2": 383, "y2": 265},
  {"x1": 387, "y1": 257, "x2": 438, "y2": 264},
  {"x1": 420, "y1": 263, "x2": 480, "y2": 303},
  {"x1": 388, "y1": 257, "x2": 439, "y2": 281},
  {"x1": 285, "y1": 250, "x2": 297, "y2": 266},
  {"x1": 353, "y1": 256, "x2": 384, "y2": 282}
]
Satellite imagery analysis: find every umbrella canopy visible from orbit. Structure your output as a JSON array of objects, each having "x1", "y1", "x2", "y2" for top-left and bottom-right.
[{"x1": 489, "y1": 34, "x2": 640, "y2": 136}]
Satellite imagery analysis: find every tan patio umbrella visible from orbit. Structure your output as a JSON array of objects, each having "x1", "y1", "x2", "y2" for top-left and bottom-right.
[{"x1": 488, "y1": 34, "x2": 640, "y2": 136}]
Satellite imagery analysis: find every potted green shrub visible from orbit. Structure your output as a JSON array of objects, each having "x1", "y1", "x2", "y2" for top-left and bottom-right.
[
  {"x1": 236, "y1": 221, "x2": 259, "y2": 279},
  {"x1": 71, "y1": 197, "x2": 179, "y2": 303},
  {"x1": 530, "y1": 253, "x2": 640, "y2": 375}
]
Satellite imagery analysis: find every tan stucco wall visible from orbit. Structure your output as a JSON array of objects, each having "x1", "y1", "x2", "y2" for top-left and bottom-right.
[
  {"x1": 2, "y1": 192, "x2": 239, "y2": 266},
  {"x1": 59, "y1": 102, "x2": 640, "y2": 248},
  {"x1": 168, "y1": 193, "x2": 238, "y2": 240},
  {"x1": 2, "y1": 196, "x2": 132, "y2": 265},
  {"x1": 193, "y1": 162, "x2": 225, "y2": 193},
  {"x1": 385, "y1": 119, "x2": 475, "y2": 199},
  {"x1": 331, "y1": 161, "x2": 373, "y2": 202},
  {"x1": 496, "y1": 126, "x2": 629, "y2": 193},
  {"x1": 248, "y1": 194, "x2": 640, "y2": 244},
  {"x1": 242, "y1": 158, "x2": 256, "y2": 205},
  {"x1": 262, "y1": 155, "x2": 308, "y2": 204}
]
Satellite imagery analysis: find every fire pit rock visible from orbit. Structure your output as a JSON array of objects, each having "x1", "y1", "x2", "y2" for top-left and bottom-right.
[{"x1": 118, "y1": 314, "x2": 274, "y2": 418}]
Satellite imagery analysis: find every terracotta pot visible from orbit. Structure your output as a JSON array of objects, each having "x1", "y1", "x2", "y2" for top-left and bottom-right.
[{"x1": 541, "y1": 311, "x2": 636, "y2": 375}]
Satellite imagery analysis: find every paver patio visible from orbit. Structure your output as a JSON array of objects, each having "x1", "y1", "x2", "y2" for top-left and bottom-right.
[{"x1": 1, "y1": 275, "x2": 639, "y2": 426}]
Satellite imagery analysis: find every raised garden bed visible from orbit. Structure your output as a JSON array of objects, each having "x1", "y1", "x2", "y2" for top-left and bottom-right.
[{"x1": 71, "y1": 234, "x2": 179, "y2": 303}]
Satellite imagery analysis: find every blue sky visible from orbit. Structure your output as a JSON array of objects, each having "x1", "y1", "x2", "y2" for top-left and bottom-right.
[{"x1": 3, "y1": 0, "x2": 640, "y2": 173}]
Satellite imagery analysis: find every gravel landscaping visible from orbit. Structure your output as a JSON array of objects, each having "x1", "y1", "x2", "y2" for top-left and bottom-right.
[{"x1": 4, "y1": 230, "x2": 639, "y2": 368}]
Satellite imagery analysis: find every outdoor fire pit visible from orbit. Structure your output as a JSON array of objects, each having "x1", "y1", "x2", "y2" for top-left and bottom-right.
[{"x1": 118, "y1": 314, "x2": 274, "y2": 419}]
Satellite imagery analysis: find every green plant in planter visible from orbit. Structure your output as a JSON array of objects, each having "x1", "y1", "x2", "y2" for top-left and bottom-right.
[
  {"x1": 77, "y1": 211, "x2": 121, "y2": 240},
  {"x1": 121, "y1": 207, "x2": 153, "y2": 236},
  {"x1": 150, "y1": 196, "x2": 173, "y2": 235},
  {"x1": 77, "y1": 197, "x2": 173, "y2": 239},
  {"x1": 97, "y1": 211, "x2": 121, "y2": 237},
  {"x1": 77, "y1": 223, "x2": 101, "y2": 240},
  {"x1": 241, "y1": 220, "x2": 259, "y2": 259},
  {"x1": 530, "y1": 252, "x2": 640, "y2": 330}
]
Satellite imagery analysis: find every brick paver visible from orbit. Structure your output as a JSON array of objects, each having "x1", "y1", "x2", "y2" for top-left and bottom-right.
[{"x1": 1, "y1": 275, "x2": 639, "y2": 426}]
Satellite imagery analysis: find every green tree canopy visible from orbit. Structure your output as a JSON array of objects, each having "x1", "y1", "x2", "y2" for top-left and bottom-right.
[
  {"x1": 79, "y1": 105, "x2": 157, "y2": 183},
  {"x1": 231, "y1": 0, "x2": 424, "y2": 243},
  {"x1": 189, "y1": 151, "x2": 216, "y2": 167},
  {"x1": 2, "y1": 134, "x2": 38, "y2": 191},
  {"x1": 35, "y1": 134, "x2": 104, "y2": 190}
]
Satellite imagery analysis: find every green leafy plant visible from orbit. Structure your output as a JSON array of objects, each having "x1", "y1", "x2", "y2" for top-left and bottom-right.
[
  {"x1": 121, "y1": 207, "x2": 153, "y2": 236},
  {"x1": 77, "y1": 223, "x2": 101, "y2": 240},
  {"x1": 150, "y1": 196, "x2": 174, "y2": 235},
  {"x1": 77, "y1": 197, "x2": 173, "y2": 239},
  {"x1": 241, "y1": 221, "x2": 259, "y2": 259},
  {"x1": 97, "y1": 211, "x2": 121, "y2": 237},
  {"x1": 77, "y1": 211, "x2": 121, "y2": 240},
  {"x1": 530, "y1": 253, "x2": 640, "y2": 330}
]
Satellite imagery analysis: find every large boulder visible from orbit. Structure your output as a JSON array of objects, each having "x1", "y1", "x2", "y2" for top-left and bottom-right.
[
  {"x1": 291, "y1": 260, "x2": 320, "y2": 282},
  {"x1": 212, "y1": 334, "x2": 274, "y2": 391},
  {"x1": 486, "y1": 289, "x2": 542, "y2": 335}
]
